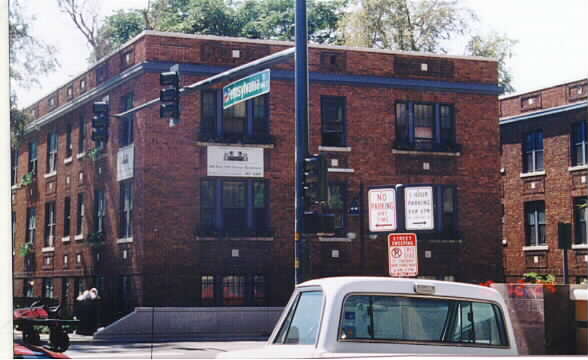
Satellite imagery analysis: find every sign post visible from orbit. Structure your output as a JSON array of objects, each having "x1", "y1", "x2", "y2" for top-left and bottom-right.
[
  {"x1": 387, "y1": 233, "x2": 418, "y2": 277},
  {"x1": 222, "y1": 69, "x2": 270, "y2": 109},
  {"x1": 368, "y1": 188, "x2": 397, "y2": 232}
]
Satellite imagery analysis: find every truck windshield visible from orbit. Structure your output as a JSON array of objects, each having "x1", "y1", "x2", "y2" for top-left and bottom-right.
[
  {"x1": 274, "y1": 290, "x2": 323, "y2": 345},
  {"x1": 339, "y1": 295, "x2": 507, "y2": 347}
]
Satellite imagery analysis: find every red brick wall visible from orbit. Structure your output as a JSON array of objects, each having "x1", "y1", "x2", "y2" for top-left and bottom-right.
[
  {"x1": 500, "y1": 80, "x2": 588, "y2": 283},
  {"x1": 14, "y1": 32, "x2": 503, "y2": 313}
]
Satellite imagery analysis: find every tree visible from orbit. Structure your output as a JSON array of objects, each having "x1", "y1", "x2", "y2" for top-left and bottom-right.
[
  {"x1": 56, "y1": 0, "x2": 109, "y2": 62},
  {"x1": 98, "y1": 10, "x2": 146, "y2": 51},
  {"x1": 466, "y1": 32, "x2": 518, "y2": 93},
  {"x1": 339, "y1": 0, "x2": 476, "y2": 52},
  {"x1": 339, "y1": 0, "x2": 516, "y2": 93},
  {"x1": 87, "y1": 0, "x2": 347, "y2": 60},
  {"x1": 238, "y1": 0, "x2": 347, "y2": 43},
  {"x1": 9, "y1": 0, "x2": 59, "y2": 146}
]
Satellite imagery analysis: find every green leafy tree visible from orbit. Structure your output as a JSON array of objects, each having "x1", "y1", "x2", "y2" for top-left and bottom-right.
[
  {"x1": 339, "y1": 0, "x2": 516, "y2": 93},
  {"x1": 339, "y1": 0, "x2": 476, "y2": 52},
  {"x1": 466, "y1": 32, "x2": 518, "y2": 93},
  {"x1": 9, "y1": 0, "x2": 59, "y2": 146},
  {"x1": 239, "y1": 0, "x2": 347, "y2": 43},
  {"x1": 91, "y1": 0, "x2": 346, "y2": 57},
  {"x1": 98, "y1": 10, "x2": 146, "y2": 51}
]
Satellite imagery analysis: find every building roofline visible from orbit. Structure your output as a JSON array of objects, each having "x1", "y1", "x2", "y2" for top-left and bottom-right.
[
  {"x1": 499, "y1": 78, "x2": 588, "y2": 101},
  {"x1": 24, "y1": 30, "x2": 498, "y2": 111},
  {"x1": 499, "y1": 100, "x2": 587, "y2": 125},
  {"x1": 141, "y1": 30, "x2": 498, "y2": 62}
]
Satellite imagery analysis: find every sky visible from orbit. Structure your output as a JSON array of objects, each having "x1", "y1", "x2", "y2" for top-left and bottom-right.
[{"x1": 12, "y1": 0, "x2": 588, "y2": 107}]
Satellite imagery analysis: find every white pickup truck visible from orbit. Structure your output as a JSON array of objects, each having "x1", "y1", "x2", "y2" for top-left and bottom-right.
[{"x1": 219, "y1": 277, "x2": 518, "y2": 358}]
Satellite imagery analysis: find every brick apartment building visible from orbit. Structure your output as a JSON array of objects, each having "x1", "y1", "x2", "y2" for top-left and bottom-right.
[
  {"x1": 11, "y1": 31, "x2": 504, "y2": 320},
  {"x1": 500, "y1": 79, "x2": 588, "y2": 283}
]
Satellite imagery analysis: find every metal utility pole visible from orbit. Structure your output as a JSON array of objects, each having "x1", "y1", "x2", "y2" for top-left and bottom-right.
[{"x1": 294, "y1": 0, "x2": 310, "y2": 284}]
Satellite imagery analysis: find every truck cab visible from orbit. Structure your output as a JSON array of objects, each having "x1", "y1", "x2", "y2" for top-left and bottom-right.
[{"x1": 219, "y1": 277, "x2": 518, "y2": 358}]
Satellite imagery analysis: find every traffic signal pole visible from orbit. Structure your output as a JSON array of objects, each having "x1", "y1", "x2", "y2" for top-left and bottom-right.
[{"x1": 295, "y1": 0, "x2": 310, "y2": 284}]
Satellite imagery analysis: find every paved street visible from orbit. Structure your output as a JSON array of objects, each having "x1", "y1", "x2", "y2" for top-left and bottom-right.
[
  {"x1": 17, "y1": 333, "x2": 266, "y2": 359},
  {"x1": 65, "y1": 340, "x2": 265, "y2": 359}
]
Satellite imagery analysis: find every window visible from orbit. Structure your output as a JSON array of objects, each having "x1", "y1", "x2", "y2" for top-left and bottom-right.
[
  {"x1": 95, "y1": 190, "x2": 106, "y2": 233},
  {"x1": 441, "y1": 186, "x2": 457, "y2": 234},
  {"x1": 11, "y1": 149, "x2": 18, "y2": 186},
  {"x1": 575, "y1": 197, "x2": 587, "y2": 245},
  {"x1": 65, "y1": 123, "x2": 73, "y2": 158},
  {"x1": 66, "y1": 85, "x2": 74, "y2": 99},
  {"x1": 525, "y1": 201, "x2": 546, "y2": 246},
  {"x1": 48, "y1": 95, "x2": 58, "y2": 109},
  {"x1": 43, "y1": 278, "x2": 54, "y2": 299},
  {"x1": 47, "y1": 131, "x2": 58, "y2": 174},
  {"x1": 79, "y1": 78, "x2": 87, "y2": 93},
  {"x1": 572, "y1": 121, "x2": 587, "y2": 166},
  {"x1": 121, "y1": 49, "x2": 134, "y2": 68},
  {"x1": 24, "y1": 279, "x2": 34, "y2": 298},
  {"x1": 200, "y1": 179, "x2": 269, "y2": 236},
  {"x1": 223, "y1": 181, "x2": 247, "y2": 233},
  {"x1": 96, "y1": 64, "x2": 107, "y2": 84},
  {"x1": 327, "y1": 183, "x2": 347, "y2": 236},
  {"x1": 76, "y1": 193, "x2": 85, "y2": 236},
  {"x1": 12, "y1": 212, "x2": 16, "y2": 254},
  {"x1": 274, "y1": 290, "x2": 323, "y2": 345},
  {"x1": 201, "y1": 275, "x2": 215, "y2": 306},
  {"x1": 26, "y1": 207, "x2": 36, "y2": 244},
  {"x1": 395, "y1": 102, "x2": 456, "y2": 151},
  {"x1": 223, "y1": 275, "x2": 246, "y2": 305},
  {"x1": 523, "y1": 130, "x2": 544, "y2": 173},
  {"x1": 44, "y1": 202, "x2": 56, "y2": 247},
  {"x1": 28, "y1": 142, "x2": 37, "y2": 175},
  {"x1": 321, "y1": 96, "x2": 346, "y2": 147},
  {"x1": 120, "y1": 181, "x2": 133, "y2": 238},
  {"x1": 120, "y1": 93, "x2": 134, "y2": 146},
  {"x1": 64, "y1": 197, "x2": 71, "y2": 237},
  {"x1": 74, "y1": 278, "x2": 86, "y2": 298},
  {"x1": 62, "y1": 278, "x2": 71, "y2": 306},
  {"x1": 78, "y1": 116, "x2": 86, "y2": 154},
  {"x1": 253, "y1": 275, "x2": 266, "y2": 306},
  {"x1": 338, "y1": 295, "x2": 507, "y2": 346},
  {"x1": 200, "y1": 90, "x2": 270, "y2": 143}
]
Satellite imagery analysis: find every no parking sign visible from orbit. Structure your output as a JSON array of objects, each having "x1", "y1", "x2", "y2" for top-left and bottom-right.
[{"x1": 388, "y1": 233, "x2": 418, "y2": 277}]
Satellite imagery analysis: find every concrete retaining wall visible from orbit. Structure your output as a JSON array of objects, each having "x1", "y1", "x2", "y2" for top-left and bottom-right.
[{"x1": 94, "y1": 307, "x2": 284, "y2": 341}]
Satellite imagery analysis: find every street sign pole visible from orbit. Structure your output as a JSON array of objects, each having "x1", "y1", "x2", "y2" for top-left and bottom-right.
[{"x1": 295, "y1": 0, "x2": 310, "y2": 284}]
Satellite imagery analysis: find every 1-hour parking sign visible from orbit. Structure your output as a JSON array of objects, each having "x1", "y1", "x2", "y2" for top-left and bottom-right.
[
  {"x1": 404, "y1": 186, "x2": 434, "y2": 230},
  {"x1": 388, "y1": 233, "x2": 418, "y2": 277},
  {"x1": 368, "y1": 188, "x2": 397, "y2": 232}
]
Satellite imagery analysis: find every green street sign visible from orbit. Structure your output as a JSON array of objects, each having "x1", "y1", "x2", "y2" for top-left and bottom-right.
[{"x1": 223, "y1": 69, "x2": 270, "y2": 109}]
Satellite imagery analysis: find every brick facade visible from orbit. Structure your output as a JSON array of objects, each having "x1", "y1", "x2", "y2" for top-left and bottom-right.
[
  {"x1": 500, "y1": 79, "x2": 588, "y2": 283},
  {"x1": 12, "y1": 31, "x2": 503, "y2": 321}
]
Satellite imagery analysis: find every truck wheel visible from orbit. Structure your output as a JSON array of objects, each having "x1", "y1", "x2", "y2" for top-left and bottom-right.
[{"x1": 49, "y1": 329, "x2": 70, "y2": 352}]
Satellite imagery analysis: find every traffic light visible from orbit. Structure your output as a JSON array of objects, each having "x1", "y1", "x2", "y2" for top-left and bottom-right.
[
  {"x1": 160, "y1": 66, "x2": 181, "y2": 124},
  {"x1": 303, "y1": 154, "x2": 328, "y2": 205},
  {"x1": 91, "y1": 101, "x2": 109, "y2": 143}
]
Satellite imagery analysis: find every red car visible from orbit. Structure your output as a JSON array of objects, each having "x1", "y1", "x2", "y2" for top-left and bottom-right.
[{"x1": 14, "y1": 343, "x2": 70, "y2": 359}]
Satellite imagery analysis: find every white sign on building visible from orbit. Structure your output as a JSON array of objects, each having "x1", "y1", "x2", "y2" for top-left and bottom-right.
[
  {"x1": 207, "y1": 146, "x2": 264, "y2": 178},
  {"x1": 404, "y1": 186, "x2": 434, "y2": 230},
  {"x1": 117, "y1": 144, "x2": 134, "y2": 181},
  {"x1": 368, "y1": 188, "x2": 397, "y2": 232}
]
